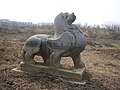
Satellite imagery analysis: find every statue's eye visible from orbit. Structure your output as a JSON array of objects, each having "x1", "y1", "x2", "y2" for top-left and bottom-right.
[{"x1": 62, "y1": 13, "x2": 69, "y2": 20}]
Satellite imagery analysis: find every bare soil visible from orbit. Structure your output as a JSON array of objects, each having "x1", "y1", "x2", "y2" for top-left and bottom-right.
[{"x1": 0, "y1": 27, "x2": 120, "y2": 90}]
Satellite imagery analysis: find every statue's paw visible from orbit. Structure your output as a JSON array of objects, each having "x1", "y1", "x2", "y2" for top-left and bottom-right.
[
  {"x1": 42, "y1": 62, "x2": 50, "y2": 66},
  {"x1": 29, "y1": 60, "x2": 36, "y2": 65},
  {"x1": 75, "y1": 62, "x2": 85, "y2": 68},
  {"x1": 56, "y1": 64, "x2": 62, "y2": 68}
]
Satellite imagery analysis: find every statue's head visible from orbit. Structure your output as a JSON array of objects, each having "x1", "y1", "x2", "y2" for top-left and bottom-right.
[
  {"x1": 54, "y1": 12, "x2": 76, "y2": 36},
  {"x1": 62, "y1": 12, "x2": 76, "y2": 25}
]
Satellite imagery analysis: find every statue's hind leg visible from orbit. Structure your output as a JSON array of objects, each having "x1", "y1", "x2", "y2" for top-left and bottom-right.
[
  {"x1": 49, "y1": 50, "x2": 65, "y2": 68},
  {"x1": 71, "y1": 54, "x2": 85, "y2": 68},
  {"x1": 41, "y1": 55, "x2": 50, "y2": 66},
  {"x1": 49, "y1": 52, "x2": 61, "y2": 68}
]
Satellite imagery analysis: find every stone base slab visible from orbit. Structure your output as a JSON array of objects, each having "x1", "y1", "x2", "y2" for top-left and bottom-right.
[{"x1": 13, "y1": 63, "x2": 86, "y2": 84}]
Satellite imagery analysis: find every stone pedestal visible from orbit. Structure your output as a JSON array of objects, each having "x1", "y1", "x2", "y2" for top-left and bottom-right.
[{"x1": 18, "y1": 63, "x2": 86, "y2": 84}]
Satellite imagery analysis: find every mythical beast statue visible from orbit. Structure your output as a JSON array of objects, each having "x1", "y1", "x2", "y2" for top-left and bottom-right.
[{"x1": 22, "y1": 12, "x2": 86, "y2": 68}]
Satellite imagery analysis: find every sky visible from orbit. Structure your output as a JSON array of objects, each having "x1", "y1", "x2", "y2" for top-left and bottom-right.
[{"x1": 0, "y1": 0, "x2": 120, "y2": 25}]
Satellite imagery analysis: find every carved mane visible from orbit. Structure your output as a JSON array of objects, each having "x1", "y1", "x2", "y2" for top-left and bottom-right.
[{"x1": 54, "y1": 13, "x2": 76, "y2": 37}]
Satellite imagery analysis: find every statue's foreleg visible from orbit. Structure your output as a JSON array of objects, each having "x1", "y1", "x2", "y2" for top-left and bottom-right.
[
  {"x1": 23, "y1": 50, "x2": 36, "y2": 64},
  {"x1": 71, "y1": 54, "x2": 85, "y2": 68},
  {"x1": 49, "y1": 50, "x2": 64, "y2": 68}
]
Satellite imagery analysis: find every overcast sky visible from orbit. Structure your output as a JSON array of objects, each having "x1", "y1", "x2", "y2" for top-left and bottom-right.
[{"x1": 0, "y1": 0, "x2": 120, "y2": 25}]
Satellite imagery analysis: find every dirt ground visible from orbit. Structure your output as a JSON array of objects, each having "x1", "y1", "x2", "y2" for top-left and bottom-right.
[{"x1": 0, "y1": 27, "x2": 120, "y2": 90}]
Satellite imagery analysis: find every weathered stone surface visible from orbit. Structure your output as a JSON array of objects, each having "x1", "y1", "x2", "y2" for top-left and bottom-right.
[
  {"x1": 21, "y1": 12, "x2": 86, "y2": 68},
  {"x1": 20, "y1": 62, "x2": 86, "y2": 84},
  {"x1": 19, "y1": 12, "x2": 86, "y2": 84}
]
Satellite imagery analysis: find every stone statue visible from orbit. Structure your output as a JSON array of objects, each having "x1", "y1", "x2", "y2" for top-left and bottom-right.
[{"x1": 22, "y1": 12, "x2": 86, "y2": 68}]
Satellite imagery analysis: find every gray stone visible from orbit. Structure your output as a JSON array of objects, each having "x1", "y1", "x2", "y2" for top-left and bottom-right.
[
  {"x1": 20, "y1": 62, "x2": 86, "y2": 84},
  {"x1": 19, "y1": 12, "x2": 86, "y2": 84},
  {"x1": 47, "y1": 12, "x2": 86, "y2": 68},
  {"x1": 21, "y1": 12, "x2": 86, "y2": 68}
]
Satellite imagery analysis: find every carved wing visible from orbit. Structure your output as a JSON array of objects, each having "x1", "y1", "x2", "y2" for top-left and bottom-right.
[{"x1": 47, "y1": 32, "x2": 75, "y2": 50}]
